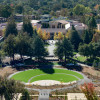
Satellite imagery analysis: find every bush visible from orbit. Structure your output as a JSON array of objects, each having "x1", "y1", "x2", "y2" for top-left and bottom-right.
[{"x1": 93, "y1": 60, "x2": 98, "y2": 69}]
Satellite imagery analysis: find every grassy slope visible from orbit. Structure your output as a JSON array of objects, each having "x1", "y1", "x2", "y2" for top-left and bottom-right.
[{"x1": 11, "y1": 68, "x2": 83, "y2": 83}]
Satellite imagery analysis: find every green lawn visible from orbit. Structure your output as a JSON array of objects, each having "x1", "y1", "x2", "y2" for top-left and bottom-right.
[
  {"x1": 11, "y1": 68, "x2": 84, "y2": 83},
  {"x1": 30, "y1": 74, "x2": 78, "y2": 83},
  {"x1": 73, "y1": 55, "x2": 87, "y2": 62}
]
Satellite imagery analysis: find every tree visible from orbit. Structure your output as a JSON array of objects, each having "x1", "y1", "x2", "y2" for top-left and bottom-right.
[
  {"x1": 83, "y1": 30, "x2": 90, "y2": 44},
  {"x1": 16, "y1": 33, "x2": 31, "y2": 59},
  {"x1": 57, "y1": 32, "x2": 63, "y2": 40},
  {"x1": 93, "y1": 60, "x2": 98, "y2": 69},
  {"x1": 69, "y1": 25, "x2": 82, "y2": 51},
  {"x1": 81, "y1": 83, "x2": 98, "y2": 100},
  {"x1": 15, "y1": 5, "x2": 23, "y2": 14},
  {"x1": 78, "y1": 44, "x2": 90, "y2": 58},
  {"x1": 55, "y1": 37, "x2": 73, "y2": 62},
  {"x1": 20, "y1": 90, "x2": 31, "y2": 100},
  {"x1": 88, "y1": 16, "x2": 97, "y2": 30},
  {"x1": 37, "y1": 28, "x2": 43, "y2": 39},
  {"x1": 5, "y1": 17, "x2": 18, "y2": 37},
  {"x1": 92, "y1": 31, "x2": 100, "y2": 42},
  {"x1": 54, "y1": 32, "x2": 58, "y2": 40},
  {"x1": 0, "y1": 5, "x2": 12, "y2": 18},
  {"x1": 73, "y1": 4, "x2": 85, "y2": 16},
  {"x1": 3, "y1": 35, "x2": 16, "y2": 61},
  {"x1": 47, "y1": 32, "x2": 50, "y2": 40},
  {"x1": 0, "y1": 76, "x2": 25, "y2": 100},
  {"x1": 0, "y1": 50, "x2": 5, "y2": 66},
  {"x1": 42, "y1": 30, "x2": 48, "y2": 40},
  {"x1": 33, "y1": 36, "x2": 48, "y2": 61},
  {"x1": 22, "y1": 18, "x2": 33, "y2": 37},
  {"x1": 54, "y1": 41, "x2": 63, "y2": 61}
]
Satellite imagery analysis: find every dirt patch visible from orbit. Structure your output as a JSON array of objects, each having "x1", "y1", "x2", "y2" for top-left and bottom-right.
[
  {"x1": 0, "y1": 66, "x2": 17, "y2": 77},
  {"x1": 82, "y1": 66, "x2": 100, "y2": 77}
]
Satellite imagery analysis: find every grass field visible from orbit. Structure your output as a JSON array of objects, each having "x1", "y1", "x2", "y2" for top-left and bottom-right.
[{"x1": 11, "y1": 68, "x2": 84, "y2": 83}]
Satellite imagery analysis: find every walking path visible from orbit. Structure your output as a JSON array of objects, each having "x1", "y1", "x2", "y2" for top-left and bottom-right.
[{"x1": 47, "y1": 40, "x2": 57, "y2": 56}]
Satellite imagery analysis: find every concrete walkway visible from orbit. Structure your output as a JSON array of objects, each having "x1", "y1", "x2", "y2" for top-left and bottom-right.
[{"x1": 47, "y1": 40, "x2": 57, "y2": 56}]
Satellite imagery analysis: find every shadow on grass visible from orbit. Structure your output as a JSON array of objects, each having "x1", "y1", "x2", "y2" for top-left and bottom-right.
[
  {"x1": 58, "y1": 62, "x2": 83, "y2": 72},
  {"x1": 12, "y1": 58, "x2": 55, "y2": 74}
]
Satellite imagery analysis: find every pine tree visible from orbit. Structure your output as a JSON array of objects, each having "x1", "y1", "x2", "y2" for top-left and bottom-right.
[
  {"x1": 22, "y1": 18, "x2": 33, "y2": 37},
  {"x1": 69, "y1": 25, "x2": 82, "y2": 51},
  {"x1": 83, "y1": 30, "x2": 90, "y2": 44},
  {"x1": 88, "y1": 16, "x2": 97, "y2": 29},
  {"x1": 55, "y1": 37, "x2": 73, "y2": 62},
  {"x1": 5, "y1": 17, "x2": 18, "y2": 37},
  {"x1": 33, "y1": 36, "x2": 48, "y2": 61}
]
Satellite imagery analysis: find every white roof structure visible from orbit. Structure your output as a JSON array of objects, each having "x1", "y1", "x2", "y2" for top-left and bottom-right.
[
  {"x1": 31, "y1": 20, "x2": 40, "y2": 24},
  {"x1": 67, "y1": 93, "x2": 87, "y2": 100}
]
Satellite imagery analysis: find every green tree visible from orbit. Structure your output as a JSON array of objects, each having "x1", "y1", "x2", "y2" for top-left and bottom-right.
[
  {"x1": 69, "y1": 25, "x2": 82, "y2": 51},
  {"x1": 20, "y1": 90, "x2": 31, "y2": 100},
  {"x1": 54, "y1": 41, "x2": 63, "y2": 61},
  {"x1": 16, "y1": 33, "x2": 31, "y2": 59},
  {"x1": 93, "y1": 60, "x2": 98, "y2": 69},
  {"x1": 15, "y1": 5, "x2": 23, "y2": 14},
  {"x1": 22, "y1": 18, "x2": 33, "y2": 37},
  {"x1": 3, "y1": 35, "x2": 16, "y2": 61},
  {"x1": 73, "y1": 4, "x2": 85, "y2": 16},
  {"x1": 0, "y1": 5, "x2": 12, "y2": 18},
  {"x1": 0, "y1": 76, "x2": 25, "y2": 100},
  {"x1": 5, "y1": 17, "x2": 18, "y2": 37},
  {"x1": 62, "y1": 37, "x2": 73, "y2": 62},
  {"x1": 83, "y1": 30, "x2": 90, "y2": 44},
  {"x1": 33, "y1": 36, "x2": 48, "y2": 61},
  {"x1": 88, "y1": 16, "x2": 97, "y2": 30},
  {"x1": 55, "y1": 37, "x2": 73, "y2": 62},
  {"x1": 78, "y1": 44, "x2": 90, "y2": 58}
]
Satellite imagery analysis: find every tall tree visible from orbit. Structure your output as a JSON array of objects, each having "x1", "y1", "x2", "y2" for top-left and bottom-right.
[
  {"x1": 69, "y1": 25, "x2": 82, "y2": 51},
  {"x1": 88, "y1": 16, "x2": 97, "y2": 30},
  {"x1": 3, "y1": 35, "x2": 16, "y2": 61},
  {"x1": 55, "y1": 37, "x2": 73, "y2": 62},
  {"x1": 83, "y1": 30, "x2": 90, "y2": 44},
  {"x1": 54, "y1": 41, "x2": 63, "y2": 61},
  {"x1": 5, "y1": 17, "x2": 18, "y2": 37},
  {"x1": 33, "y1": 36, "x2": 48, "y2": 61},
  {"x1": 16, "y1": 33, "x2": 31, "y2": 59},
  {"x1": 62, "y1": 37, "x2": 73, "y2": 62},
  {"x1": 22, "y1": 18, "x2": 33, "y2": 37}
]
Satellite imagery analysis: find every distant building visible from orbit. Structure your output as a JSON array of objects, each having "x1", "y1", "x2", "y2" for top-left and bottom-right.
[
  {"x1": 67, "y1": 93, "x2": 87, "y2": 100},
  {"x1": 97, "y1": 24, "x2": 100, "y2": 31},
  {"x1": 0, "y1": 17, "x2": 7, "y2": 23},
  {"x1": 0, "y1": 19, "x2": 87, "y2": 39},
  {"x1": 40, "y1": 14, "x2": 52, "y2": 20},
  {"x1": 14, "y1": 14, "x2": 36, "y2": 22}
]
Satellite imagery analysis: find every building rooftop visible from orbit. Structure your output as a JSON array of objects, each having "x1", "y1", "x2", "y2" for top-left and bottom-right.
[{"x1": 67, "y1": 93, "x2": 87, "y2": 100}]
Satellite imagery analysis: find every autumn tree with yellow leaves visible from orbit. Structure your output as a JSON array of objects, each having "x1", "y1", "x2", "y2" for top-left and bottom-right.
[
  {"x1": 57, "y1": 32, "x2": 64, "y2": 40},
  {"x1": 37, "y1": 28, "x2": 43, "y2": 39},
  {"x1": 54, "y1": 32, "x2": 58, "y2": 40}
]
